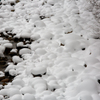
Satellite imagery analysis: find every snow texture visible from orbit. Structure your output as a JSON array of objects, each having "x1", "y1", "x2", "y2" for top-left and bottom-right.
[{"x1": 0, "y1": 0, "x2": 100, "y2": 100}]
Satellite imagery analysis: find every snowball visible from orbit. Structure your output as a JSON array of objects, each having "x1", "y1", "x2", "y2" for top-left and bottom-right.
[
  {"x1": 0, "y1": 71, "x2": 5, "y2": 77},
  {"x1": 77, "y1": 79, "x2": 98, "y2": 93},
  {"x1": 43, "y1": 95, "x2": 57, "y2": 100},
  {"x1": 10, "y1": 49, "x2": 17, "y2": 53},
  {"x1": 66, "y1": 76, "x2": 76, "y2": 83},
  {"x1": 79, "y1": 94, "x2": 93, "y2": 100},
  {"x1": 5, "y1": 27, "x2": 13, "y2": 32},
  {"x1": 35, "y1": 48, "x2": 46, "y2": 55},
  {"x1": 5, "y1": 65, "x2": 14, "y2": 72},
  {"x1": 34, "y1": 21, "x2": 46, "y2": 27},
  {"x1": 31, "y1": 67, "x2": 46, "y2": 75},
  {"x1": 48, "y1": 53, "x2": 57, "y2": 59},
  {"x1": 8, "y1": 0, "x2": 16, "y2": 3},
  {"x1": 92, "y1": 94, "x2": 100, "y2": 100},
  {"x1": 12, "y1": 56, "x2": 23, "y2": 64},
  {"x1": 20, "y1": 86, "x2": 35, "y2": 94},
  {"x1": 48, "y1": 80, "x2": 60, "y2": 90},
  {"x1": 20, "y1": 32, "x2": 31, "y2": 38},
  {"x1": 4, "y1": 43, "x2": 13, "y2": 48},
  {"x1": 12, "y1": 78, "x2": 24, "y2": 87},
  {"x1": 9, "y1": 69, "x2": 16, "y2": 76},
  {"x1": 0, "y1": 95, "x2": 4, "y2": 100},
  {"x1": 47, "y1": 0, "x2": 58, "y2": 4},
  {"x1": 85, "y1": 56, "x2": 99, "y2": 65},
  {"x1": 10, "y1": 94, "x2": 22, "y2": 100},
  {"x1": 87, "y1": 42, "x2": 100, "y2": 56},
  {"x1": 0, "y1": 89, "x2": 8, "y2": 96},
  {"x1": 17, "y1": 42, "x2": 24, "y2": 47},
  {"x1": 42, "y1": 32, "x2": 53, "y2": 39},
  {"x1": 19, "y1": 48, "x2": 31, "y2": 55},
  {"x1": 70, "y1": 64, "x2": 85, "y2": 72},
  {"x1": 23, "y1": 93, "x2": 35, "y2": 100},
  {"x1": 29, "y1": 14, "x2": 40, "y2": 22},
  {"x1": 32, "y1": 78, "x2": 47, "y2": 92},
  {"x1": 7, "y1": 88, "x2": 20, "y2": 97},
  {"x1": 31, "y1": 43, "x2": 43, "y2": 51},
  {"x1": 31, "y1": 34, "x2": 40, "y2": 40}
]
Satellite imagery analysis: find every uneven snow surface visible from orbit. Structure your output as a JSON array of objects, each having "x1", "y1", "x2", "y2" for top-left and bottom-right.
[{"x1": 0, "y1": 0, "x2": 100, "y2": 100}]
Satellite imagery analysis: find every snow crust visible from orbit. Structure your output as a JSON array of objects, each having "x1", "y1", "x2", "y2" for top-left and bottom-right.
[{"x1": 0, "y1": 0, "x2": 100, "y2": 100}]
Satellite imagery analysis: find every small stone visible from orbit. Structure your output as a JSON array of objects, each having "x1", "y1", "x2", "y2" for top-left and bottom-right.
[
  {"x1": 52, "y1": 88, "x2": 56, "y2": 92},
  {"x1": 0, "y1": 76, "x2": 5, "y2": 81},
  {"x1": 0, "y1": 64, "x2": 8, "y2": 68},
  {"x1": 16, "y1": 0, "x2": 20, "y2": 3},
  {"x1": 40, "y1": 16, "x2": 45, "y2": 20},
  {"x1": 65, "y1": 31, "x2": 73, "y2": 34},
  {"x1": 33, "y1": 74, "x2": 42, "y2": 77},
  {"x1": 0, "y1": 57, "x2": 7, "y2": 61},
  {"x1": 19, "y1": 37, "x2": 24, "y2": 41},
  {"x1": 51, "y1": 4, "x2": 54, "y2": 6},
  {"x1": 43, "y1": 72, "x2": 46, "y2": 75},
  {"x1": 1, "y1": 78, "x2": 10, "y2": 82},
  {"x1": 11, "y1": 9, "x2": 15, "y2": 12},
  {"x1": 60, "y1": 43, "x2": 65, "y2": 46},
  {"x1": 0, "y1": 2, "x2": 2, "y2": 5},
  {"x1": 10, "y1": 3, "x2": 15, "y2": 6},
  {"x1": 82, "y1": 48, "x2": 85, "y2": 50},
  {"x1": 98, "y1": 80, "x2": 100, "y2": 84},
  {"x1": 14, "y1": 37, "x2": 19, "y2": 42},
  {"x1": 84, "y1": 64, "x2": 87, "y2": 67},
  {"x1": 24, "y1": 38, "x2": 31, "y2": 41},
  {"x1": 2, "y1": 82, "x2": 7, "y2": 86}
]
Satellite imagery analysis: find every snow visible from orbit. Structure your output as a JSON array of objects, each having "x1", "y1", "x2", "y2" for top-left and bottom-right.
[
  {"x1": 12, "y1": 56, "x2": 23, "y2": 64},
  {"x1": 0, "y1": 71, "x2": 5, "y2": 77},
  {"x1": 0, "y1": 0, "x2": 100, "y2": 100},
  {"x1": 4, "y1": 43, "x2": 13, "y2": 48},
  {"x1": 23, "y1": 93, "x2": 35, "y2": 100},
  {"x1": 19, "y1": 48, "x2": 31, "y2": 55}
]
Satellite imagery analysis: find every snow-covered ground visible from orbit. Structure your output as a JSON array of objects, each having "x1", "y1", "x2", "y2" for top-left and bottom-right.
[{"x1": 0, "y1": 0, "x2": 100, "y2": 100}]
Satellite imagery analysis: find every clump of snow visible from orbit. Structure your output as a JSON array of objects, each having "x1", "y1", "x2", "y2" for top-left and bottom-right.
[
  {"x1": 32, "y1": 77, "x2": 47, "y2": 92},
  {"x1": 19, "y1": 48, "x2": 31, "y2": 55},
  {"x1": 23, "y1": 93, "x2": 35, "y2": 100},
  {"x1": 12, "y1": 78, "x2": 25, "y2": 87},
  {"x1": 5, "y1": 64, "x2": 15, "y2": 72},
  {"x1": 35, "y1": 48, "x2": 47, "y2": 55},
  {"x1": 0, "y1": 95, "x2": 4, "y2": 100},
  {"x1": 79, "y1": 94, "x2": 93, "y2": 100},
  {"x1": 12, "y1": 56, "x2": 23, "y2": 64},
  {"x1": 0, "y1": 71, "x2": 5, "y2": 77},
  {"x1": 10, "y1": 49, "x2": 17, "y2": 53},
  {"x1": 17, "y1": 42, "x2": 24, "y2": 47},
  {"x1": 34, "y1": 21, "x2": 46, "y2": 28},
  {"x1": 43, "y1": 95, "x2": 57, "y2": 100},
  {"x1": 76, "y1": 79, "x2": 99, "y2": 94},
  {"x1": 10, "y1": 94, "x2": 22, "y2": 100},
  {"x1": 4, "y1": 42, "x2": 13, "y2": 48},
  {"x1": 9, "y1": 69, "x2": 16, "y2": 76},
  {"x1": 7, "y1": 88, "x2": 20, "y2": 97},
  {"x1": 20, "y1": 86, "x2": 35, "y2": 94},
  {"x1": 31, "y1": 66, "x2": 46, "y2": 75}
]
